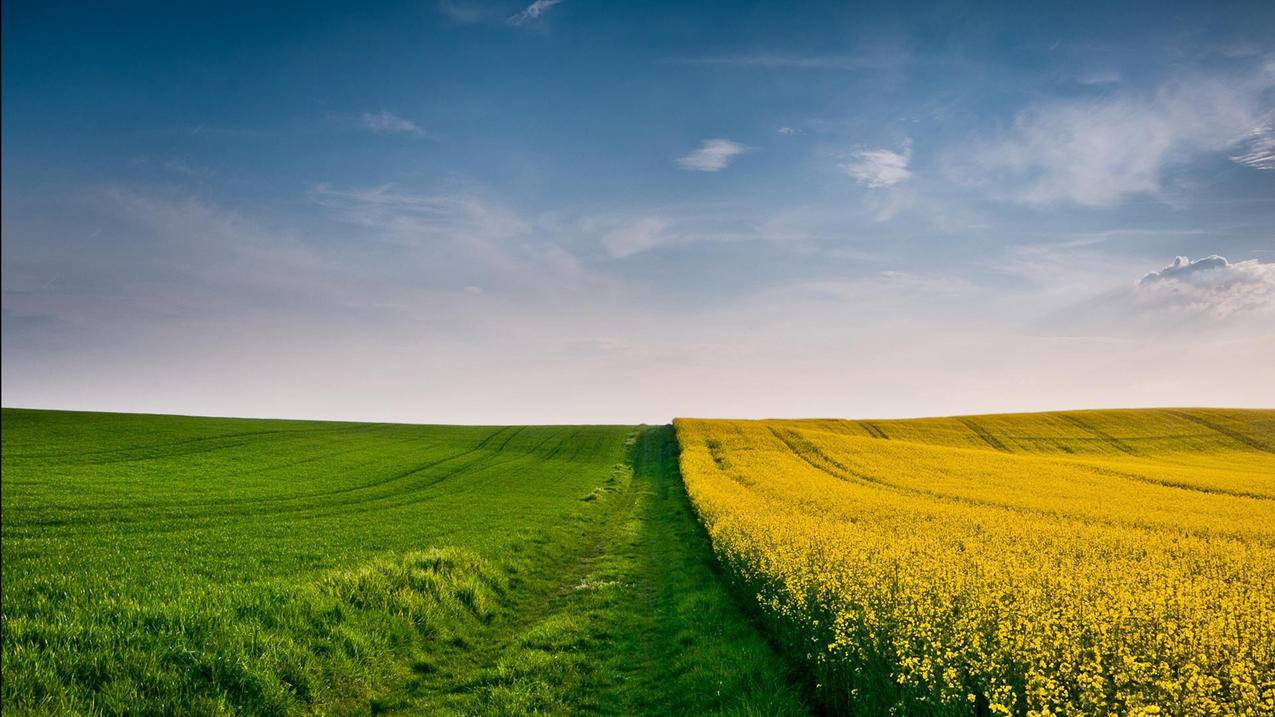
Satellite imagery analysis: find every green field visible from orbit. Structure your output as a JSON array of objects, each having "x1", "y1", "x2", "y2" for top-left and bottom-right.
[
  {"x1": 0, "y1": 409, "x2": 805, "y2": 715},
  {"x1": 6, "y1": 407, "x2": 1272, "y2": 716}
]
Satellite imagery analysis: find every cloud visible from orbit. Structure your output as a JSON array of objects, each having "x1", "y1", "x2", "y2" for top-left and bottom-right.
[
  {"x1": 601, "y1": 217, "x2": 671, "y2": 258},
  {"x1": 1076, "y1": 69, "x2": 1122, "y2": 86},
  {"x1": 954, "y1": 69, "x2": 1275, "y2": 207},
  {"x1": 759, "y1": 272, "x2": 978, "y2": 306},
  {"x1": 509, "y1": 0, "x2": 563, "y2": 25},
  {"x1": 663, "y1": 45, "x2": 909, "y2": 73},
  {"x1": 308, "y1": 183, "x2": 598, "y2": 297},
  {"x1": 777, "y1": 126, "x2": 798, "y2": 135},
  {"x1": 840, "y1": 139, "x2": 912, "y2": 188},
  {"x1": 1139, "y1": 255, "x2": 1232, "y2": 284},
  {"x1": 310, "y1": 184, "x2": 531, "y2": 245},
  {"x1": 1231, "y1": 116, "x2": 1275, "y2": 170},
  {"x1": 677, "y1": 139, "x2": 747, "y2": 172},
  {"x1": 436, "y1": 0, "x2": 487, "y2": 23},
  {"x1": 360, "y1": 110, "x2": 425, "y2": 136},
  {"x1": 1134, "y1": 255, "x2": 1275, "y2": 318},
  {"x1": 574, "y1": 205, "x2": 770, "y2": 259},
  {"x1": 669, "y1": 55, "x2": 870, "y2": 70}
]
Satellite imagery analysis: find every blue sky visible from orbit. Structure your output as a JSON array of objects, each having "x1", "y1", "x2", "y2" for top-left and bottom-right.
[{"x1": 3, "y1": 0, "x2": 1274, "y2": 422}]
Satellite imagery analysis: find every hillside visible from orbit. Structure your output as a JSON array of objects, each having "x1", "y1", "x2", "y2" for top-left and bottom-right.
[
  {"x1": 1, "y1": 409, "x2": 803, "y2": 715},
  {"x1": 676, "y1": 409, "x2": 1275, "y2": 715}
]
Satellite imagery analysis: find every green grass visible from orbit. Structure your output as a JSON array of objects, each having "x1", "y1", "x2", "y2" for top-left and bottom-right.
[{"x1": 1, "y1": 409, "x2": 805, "y2": 715}]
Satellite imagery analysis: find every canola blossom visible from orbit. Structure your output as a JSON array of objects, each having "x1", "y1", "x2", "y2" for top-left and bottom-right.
[{"x1": 676, "y1": 410, "x2": 1275, "y2": 716}]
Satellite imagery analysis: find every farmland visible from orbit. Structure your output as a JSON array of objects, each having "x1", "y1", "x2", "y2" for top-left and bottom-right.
[
  {"x1": 5, "y1": 407, "x2": 1274, "y2": 716},
  {"x1": 677, "y1": 409, "x2": 1275, "y2": 716},
  {"x1": 0, "y1": 409, "x2": 803, "y2": 715}
]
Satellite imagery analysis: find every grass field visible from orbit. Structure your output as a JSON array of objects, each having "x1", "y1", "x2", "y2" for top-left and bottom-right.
[
  {"x1": 1, "y1": 409, "x2": 804, "y2": 715},
  {"x1": 677, "y1": 409, "x2": 1275, "y2": 716},
  {"x1": 6, "y1": 407, "x2": 1273, "y2": 716}
]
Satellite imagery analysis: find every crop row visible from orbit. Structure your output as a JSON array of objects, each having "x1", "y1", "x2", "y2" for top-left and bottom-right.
[{"x1": 677, "y1": 410, "x2": 1275, "y2": 716}]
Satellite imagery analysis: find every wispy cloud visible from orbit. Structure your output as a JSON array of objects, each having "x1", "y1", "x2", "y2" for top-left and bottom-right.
[
  {"x1": 669, "y1": 55, "x2": 866, "y2": 70},
  {"x1": 953, "y1": 68, "x2": 1275, "y2": 207},
  {"x1": 509, "y1": 0, "x2": 563, "y2": 25},
  {"x1": 308, "y1": 183, "x2": 599, "y2": 297},
  {"x1": 841, "y1": 139, "x2": 912, "y2": 188},
  {"x1": 310, "y1": 184, "x2": 529, "y2": 243},
  {"x1": 575, "y1": 206, "x2": 771, "y2": 259},
  {"x1": 677, "y1": 139, "x2": 747, "y2": 172},
  {"x1": 601, "y1": 217, "x2": 672, "y2": 258},
  {"x1": 360, "y1": 110, "x2": 427, "y2": 136},
  {"x1": 664, "y1": 47, "x2": 908, "y2": 73},
  {"x1": 1076, "y1": 68, "x2": 1122, "y2": 86},
  {"x1": 436, "y1": 0, "x2": 487, "y2": 23},
  {"x1": 1231, "y1": 116, "x2": 1275, "y2": 170}
]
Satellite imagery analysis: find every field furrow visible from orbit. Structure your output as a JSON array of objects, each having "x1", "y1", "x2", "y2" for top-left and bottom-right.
[{"x1": 677, "y1": 409, "x2": 1275, "y2": 716}]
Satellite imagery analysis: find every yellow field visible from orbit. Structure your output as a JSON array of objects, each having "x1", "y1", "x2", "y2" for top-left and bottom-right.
[{"x1": 676, "y1": 409, "x2": 1275, "y2": 716}]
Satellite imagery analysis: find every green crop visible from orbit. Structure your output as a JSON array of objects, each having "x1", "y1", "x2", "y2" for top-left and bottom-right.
[{"x1": 1, "y1": 410, "x2": 804, "y2": 715}]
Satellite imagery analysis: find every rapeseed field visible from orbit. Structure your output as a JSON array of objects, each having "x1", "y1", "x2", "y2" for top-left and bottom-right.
[{"x1": 676, "y1": 409, "x2": 1275, "y2": 716}]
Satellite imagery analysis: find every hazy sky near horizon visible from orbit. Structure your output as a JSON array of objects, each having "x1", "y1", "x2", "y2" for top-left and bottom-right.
[{"x1": 3, "y1": 0, "x2": 1275, "y2": 423}]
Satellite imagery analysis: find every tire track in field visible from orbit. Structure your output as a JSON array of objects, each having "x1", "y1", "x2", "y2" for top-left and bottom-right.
[
  {"x1": 221, "y1": 429, "x2": 617, "y2": 528},
  {"x1": 16, "y1": 427, "x2": 524, "y2": 529},
  {"x1": 4, "y1": 425, "x2": 371, "y2": 464},
  {"x1": 1055, "y1": 413, "x2": 1137, "y2": 455},
  {"x1": 858, "y1": 422, "x2": 891, "y2": 440},
  {"x1": 524, "y1": 428, "x2": 570, "y2": 458},
  {"x1": 20, "y1": 435, "x2": 435, "y2": 514},
  {"x1": 956, "y1": 417, "x2": 1012, "y2": 453},
  {"x1": 538, "y1": 428, "x2": 580, "y2": 459},
  {"x1": 768, "y1": 428, "x2": 895, "y2": 490},
  {"x1": 1166, "y1": 410, "x2": 1275, "y2": 454},
  {"x1": 11, "y1": 427, "x2": 612, "y2": 537},
  {"x1": 30, "y1": 426, "x2": 513, "y2": 512},
  {"x1": 767, "y1": 427, "x2": 1272, "y2": 543},
  {"x1": 1072, "y1": 462, "x2": 1275, "y2": 501}
]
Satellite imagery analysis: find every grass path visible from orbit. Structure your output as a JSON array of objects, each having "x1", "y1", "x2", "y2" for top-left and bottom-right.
[{"x1": 386, "y1": 425, "x2": 808, "y2": 715}]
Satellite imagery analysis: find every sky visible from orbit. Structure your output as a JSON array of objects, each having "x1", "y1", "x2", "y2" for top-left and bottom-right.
[{"x1": 3, "y1": 0, "x2": 1274, "y2": 424}]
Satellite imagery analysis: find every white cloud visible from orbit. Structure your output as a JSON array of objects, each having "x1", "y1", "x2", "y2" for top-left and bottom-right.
[
  {"x1": 360, "y1": 110, "x2": 425, "y2": 136},
  {"x1": 840, "y1": 139, "x2": 912, "y2": 188},
  {"x1": 1231, "y1": 116, "x2": 1275, "y2": 170},
  {"x1": 436, "y1": 0, "x2": 487, "y2": 23},
  {"x1": 861, "y1": 186, "x2": 912, "y2": 221},
  {"x1": 677, "y1": 139, "x2": 747, "y2": 172},
  {"x1": 573, "y1": 205, "x2": 774, "y2": 259},
  {"x1": 1140, "y1": 255, "x2": 1232, "y2": 284},
  {"x1": 310, "y1": 184, "x2": 530, "y2": 245},
  {"x1": 1076, "y1": 68, "x2": 1122, "y2": 86},
  {"x1": 664, "y1": 45, "x2": 910, "y2": 73},
  {"x1": 777, "y1": 126, "x2": 798, "y2": 135},
  {"x1": 307, "y1": 183, "x2": 607, "y2": 299},
  {"x1": 669, "y1": 55, "x2": 866, "y2": 70},
  {"x1": 601, "y1": 217, "x2": 671, "y2": 258},
  {"x1": 509, "y1": 0, "x2": 563, "y2": 25},
  {"x1": 955, "y1": 69, "x2": 1275, "y2": 207},
  {"x1": 1136, "y1": 255, "x2": 1275, "y2": 318}
]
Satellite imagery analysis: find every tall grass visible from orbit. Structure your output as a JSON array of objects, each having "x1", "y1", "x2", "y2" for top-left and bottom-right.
[{"x1": 6, "y1": 548, "x2": 509, "y2": 714}]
